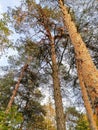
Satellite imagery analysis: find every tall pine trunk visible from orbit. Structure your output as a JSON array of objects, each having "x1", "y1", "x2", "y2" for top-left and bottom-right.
[
  {"x1": 76, "y1": 60, "x2": 97, "y2": 130},
  {"x1": 45, "y1": 22, "x2": 66, "y2": 130},
  {"x1": 58, "y1": 0, "x2": 98, "y2": 129},
  {"x1": 50, "y1": 39, "x2": 66, "y2": 130},
  {"x1": 38, "y1": 6, "x2": 66, "y2": 130}
]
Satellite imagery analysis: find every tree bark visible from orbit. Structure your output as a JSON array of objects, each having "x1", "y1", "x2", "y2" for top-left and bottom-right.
[
  {"x1": 6, "y1": 64, "x2": 28, "y2": 113},
  {"x1": 58, "y1": 0, "x2": 98, "y2": 129},
  {"x1": 50, "y1": 40, "x2": 66, "y2": 130},
  {"x1": 38, "y1": 6, "x2": 66, "y2": 130},
  {"x1": 76, "y1": 59, "x2": 98, "y2": 130},
  {"x1": 45, "y1": 21, "x2": 66, "y2": 130}
]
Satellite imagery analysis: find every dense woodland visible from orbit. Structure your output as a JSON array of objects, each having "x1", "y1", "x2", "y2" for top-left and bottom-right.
[{"x1": 0, "y1": 0, "x2": 98, "y2": 130}]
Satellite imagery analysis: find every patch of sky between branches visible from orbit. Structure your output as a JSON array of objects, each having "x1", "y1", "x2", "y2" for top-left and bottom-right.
[
  {"x1": 0, "y1": 0, "x2": 39, "y2": 75},
  {"x1": 0, "y1": 0, "x2": 21, "y2": 74}
]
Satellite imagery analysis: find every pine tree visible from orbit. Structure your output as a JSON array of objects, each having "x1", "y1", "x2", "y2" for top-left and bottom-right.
[{"x1": 58, "y1": 0, "x2": 98, "y2": 129}]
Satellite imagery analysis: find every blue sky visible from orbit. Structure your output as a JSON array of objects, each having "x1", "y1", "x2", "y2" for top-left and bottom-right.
[
  {"x1": 0, "y1": 0, "x2": 39, "y2": 70},
  {"x1": 0, "y1": 1, "x2": 21, "y2": 68},
  {"x1": 0, "y1": 0, "x2": 21, "y2": 13},
  {"x1": 0, "y1": 0, "x2": 39, "y2": 14}
]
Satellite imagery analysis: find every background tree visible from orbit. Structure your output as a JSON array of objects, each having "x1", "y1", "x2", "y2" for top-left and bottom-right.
[
  {"x1": 7, "y1": 1, "x2": 68, "y2": 129},
  {"x1": 0, "y1": 66, "x2": 47, "y2": 129},
  {"x1": 75, "y1": 114, "x2": 91, "y2": 130}
]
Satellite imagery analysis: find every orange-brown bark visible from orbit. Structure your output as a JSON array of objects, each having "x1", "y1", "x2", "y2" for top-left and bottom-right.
[
  {"x1": 76, "y1": 59, "x2": 98, "y2": 130},
  {"x1": 58, "y1": 0, "x2": 98, "y2": 129},
  {"x1": 6, "y1": 64, "x2": 28, "y2": 113},
  {"x1": 50, "y1": 40, "x2": 66, "y2": 130},
  {"x1": 58, "y1": 0, "x2": 98, "y2": 116},
  {"x1": 37, "y1": 6, "x2": 66, "y2": 130}
]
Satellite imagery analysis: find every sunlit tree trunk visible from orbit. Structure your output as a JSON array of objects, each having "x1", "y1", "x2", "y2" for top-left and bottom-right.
[
  {"x1": 58, "y1": 0, "x2": 98, "y2": 129},
  {"x1": 50, "y1": 39, "x2": 66, "y2": 130},
  {"x1": 76, "y1": 60, "x2": 97, "y2": 130},
  {"x1": 6, "y1": 64, "x2": 28, "y2": 113},
  {"x1": 37, "y1": 6, "x2": 66, "y2": 130},
  {"x1": 45, "y1": 23, "x2": 66, "y2": 130}
]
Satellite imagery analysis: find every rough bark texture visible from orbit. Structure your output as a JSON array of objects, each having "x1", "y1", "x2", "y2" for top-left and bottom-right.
[
  {"x1": 58, "y1": 0, "x2": 98, "y2": 117},
  {"x1": 76, "y1": 59, "x2": 98, "y2": 130},
  {"x1": 37, "y1": 6, "x2": 66, "y2": 130},
  {"x1": 50, "y1": 40, "x2": 66, "y2": 130},
  {"x1": 45, "y1": 21, "x2": 66, "y2": 130},
  {"x1": 6, "y1": 64, "x2": 28, "y2": 113}
]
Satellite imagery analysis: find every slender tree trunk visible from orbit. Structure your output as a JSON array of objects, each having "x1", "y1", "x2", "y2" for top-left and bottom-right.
[
  {"x1": 50, "y1": 40, "x2": 66, "y2": 130},
  {"x1": 37, "y1": 6, "x2": 66, "y2": 130},
  {"x1": 45, "y1": 21, "x2": 66, "y2": 130},
  {"x1": 58, "y1": 0, "x2": 98, "y2": 129},
  {"x1": 76, "y1": 59, "x2": 98, "y2": 130},
  {"x1": 6, "y1": 64, "x2": 28, "y2": 113}
]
